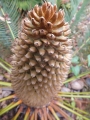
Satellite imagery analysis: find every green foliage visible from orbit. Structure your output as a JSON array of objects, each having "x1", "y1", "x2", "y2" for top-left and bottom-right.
[
  {"x1": 71, "y1": 56, "x2": 79, "y2": 64},
  {"x1": 71, "y1": 56, "x2": 81, "y2": 76},
  {"x1": 0, "y1": 0, "x2": 42, "y2": 57},
  {"x1": 60, "y1": 0, "x2": 90, "y2": 76},
  {"x1": 16, "y1": 0, "x2": 41, "y2": 10},
  {"x1": 71, "y1": 0, "x2": 90, "y2": 30},
  {"x1": 0, "y1": 0, "x2": 20, "y2": 50},
  {"x1": 71, "y1": 65, "x2": 80, "y2": 76},
  {"x1": 71, "y1": 97, "x2": 76, "y2": 108},
  {"x1": 61, "y1": 0, "x2": 90, "y2": 30},
  {"x1": 79, "y1": 30, "x2": 90, "y2": 58},
  {"x1": 87, "y1": 54, "x2": 90, "y2": 67},
  {"x1": 62, "y1": 0, "x2": 82, "y2": 23}
]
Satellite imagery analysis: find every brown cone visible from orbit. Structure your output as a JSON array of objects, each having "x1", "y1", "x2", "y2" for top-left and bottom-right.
[{"x1": 10, "y1": 2, "x2": 72, "y2": 107}]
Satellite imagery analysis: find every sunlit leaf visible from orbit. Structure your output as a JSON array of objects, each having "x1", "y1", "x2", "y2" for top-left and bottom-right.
[
  {"x1": 71, "y1": 56, "x2": 79, "y2": 64},
  {"x1": 87, "y1": 54, "x2": 90, "y2": 67},
  {"x1": 71, "y1": 65, "x2": 80, "y2": 76}
]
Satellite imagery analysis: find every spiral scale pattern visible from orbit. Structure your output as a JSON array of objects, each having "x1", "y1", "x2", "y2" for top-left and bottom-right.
[{"x1": 10, "y1": 2, "x2": 72, "y2": 107}]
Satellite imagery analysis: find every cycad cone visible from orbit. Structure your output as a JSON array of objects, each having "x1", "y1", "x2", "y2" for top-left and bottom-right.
[{"x1": 10, "y1": 2, "x2": 72, "y2": 107}]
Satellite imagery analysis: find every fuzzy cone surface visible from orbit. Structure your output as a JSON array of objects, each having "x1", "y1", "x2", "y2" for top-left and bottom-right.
[{"x1": 10, "y1": 2, "x2": 72, "y2": 107}]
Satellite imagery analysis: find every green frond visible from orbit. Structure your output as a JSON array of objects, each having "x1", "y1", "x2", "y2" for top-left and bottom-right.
[
  {"x1": 71, "y1": 0, "x2": 90, "y2": 30},
  {"x1": 60, "y1": 0, "x2": 82, "y2": 22},
  {"x1": 16, "y1": 0, "x2": 42, "y2": 10},
  {"x1": 62, "y1": 0, "x2": 90, "y2": 26},
  {"x1": 79, "y1": 30, "x2": 90, "y2": 58},
  {"x1": 0, "y1": 0, "x2": 20, "y2": 55},
  {"x1": 0, "y1": 95, "x2": 15, "y2": 102},
  {"x1": 0, "y1": 100, "x2": 22, "y2": 116},
  {"x1": 0, "y1": 81, "x2": 11, "y2": 87},
  {"x1": 56, "y1": 101, "x2": 89, "y2": 120},
  {"x1": 0, "y1": 62, "x2": 11, "y2": 72}
]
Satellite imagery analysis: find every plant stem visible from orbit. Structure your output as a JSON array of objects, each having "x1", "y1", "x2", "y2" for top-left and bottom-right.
[
  {"x1": 0, "y1": 102, "x2": 14, "y2": 115},
  {"x1": 12, "y1": 106, "x2": 23, "y2": 120},
  {"x1": 0, "y1": 81, "x2": 11, "y2": 87},
  {"x1": 0, "y1": 62, "x2": 11, "y2": 72},
  {"x1": 55, "y1": 101, "x2": 89, "y2": 120},
  {"x1": 0, "y1": 7, "x2": 15, "y2": 40},
  {"x1": 58, "y1": 94, "x2": 90, "y2": 98},
  {"x1": 0, "y1": 100, "x2": 22, "y2": 115},
  {"x1": 24, "y1": 108, "x2": 30, "y2": 120},
  {"x1": 59, "y1": 92, "x2": 90, "y2": 95},
  {"x1": 62, "y1": 101, "x2": 89, "y2": 115},
  {"x1": 64, "y1": 70, "x2": 90, "y2": 84},
  {"x1": 48, "y1": 106, "x2": 60, "y2": 120},
  {"x1": 0, "y1": 94, "x2": 15, "y2": 102},
  {"x1": 0, "y1": 58, "x2": 12, "y2": 68},
  {"x1": 73, "y1": 37, "x2": 90, "y2": 56}
]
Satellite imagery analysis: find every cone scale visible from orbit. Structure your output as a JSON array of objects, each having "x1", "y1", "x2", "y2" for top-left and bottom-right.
[{"x1": 10, "y1": 2, "x2": 72, "y2": 108}]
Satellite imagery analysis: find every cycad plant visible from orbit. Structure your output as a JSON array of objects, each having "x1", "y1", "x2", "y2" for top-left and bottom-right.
[{"x1": 0, "y1": 0, "x2": 90, "y2": 120}]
